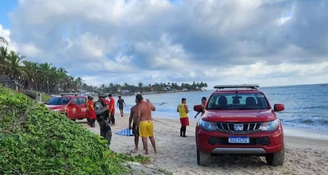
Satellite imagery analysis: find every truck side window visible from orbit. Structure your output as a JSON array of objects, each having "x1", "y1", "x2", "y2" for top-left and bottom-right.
[
  {"x1": 71, "y1": 98, "x2": 79, "y2": 105},
  {"x1": 78, "y1": 98, "x2": 86, "y2": 105}
]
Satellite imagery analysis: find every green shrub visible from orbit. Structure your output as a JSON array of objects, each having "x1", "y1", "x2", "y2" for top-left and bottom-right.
[
  {"x1": 0, "y1": 86, "x2": 149, "y2": 175},
  {"x1": 40, "y1": 92, "x2": 50, "y2": 102}
]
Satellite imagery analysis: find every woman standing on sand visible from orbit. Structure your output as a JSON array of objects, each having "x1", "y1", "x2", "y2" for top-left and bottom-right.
[{"x1": 177, "y1": 98, "x2": 189, "y2": 137}]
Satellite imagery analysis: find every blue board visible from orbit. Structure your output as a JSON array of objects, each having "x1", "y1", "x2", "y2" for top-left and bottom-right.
[{"x1": 115, "y1": 128, "x2": 133, "y2": 136}]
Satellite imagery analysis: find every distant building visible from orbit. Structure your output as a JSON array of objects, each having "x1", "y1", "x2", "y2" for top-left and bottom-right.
[{"x1": 121, "y1": 89, "x2": 130, "y2": 95}]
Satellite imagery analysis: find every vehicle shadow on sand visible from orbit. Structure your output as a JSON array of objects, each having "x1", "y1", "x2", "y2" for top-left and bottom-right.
[{"x1": 211, "y1": 155, "x2": 268, "y2": 167}]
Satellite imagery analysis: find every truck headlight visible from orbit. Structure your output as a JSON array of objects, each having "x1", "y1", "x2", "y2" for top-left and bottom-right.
[
  {"x1": 199, "y1": 119, "x2": 217, "y2": 131},
  {"x1": 260, "y1": 119, "x2": 280, "y2": 132}
]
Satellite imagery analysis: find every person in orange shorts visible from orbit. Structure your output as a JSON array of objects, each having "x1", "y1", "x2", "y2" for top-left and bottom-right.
[
  {"x1": 135, "y1": 94, "x2": 157, "y2": 155},
  {"x1": 177, "y1": 98, "x2": 189, "y2": 137}
]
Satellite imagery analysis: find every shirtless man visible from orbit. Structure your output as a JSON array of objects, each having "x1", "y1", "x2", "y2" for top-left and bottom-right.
[
  {"x1": 135, "y1": 94, "x2": 157, "y2": 155},
  {"x1": 129, "y1": 100, "x2": 139, "y2": 152},
  {"x1": 194, "y1": 97, "x2": 207, "y2": 118}
]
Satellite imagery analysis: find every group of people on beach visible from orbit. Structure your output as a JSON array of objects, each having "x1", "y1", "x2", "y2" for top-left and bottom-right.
[
  {"x1": 177, "y1": 96, "x2": 207, "y2": 137},
  {"x1": 84, "y1": 94, "x2": 126, "y2": 147},
  {"x1": 129, "y1": 94, "x2": 157, "y2": 154},
  {"x1": 128, "y1": 95, "x2": 207, "y2": 154},
  {"x1": 85, "y1": 93, "x2": 207, "y2": 154}
]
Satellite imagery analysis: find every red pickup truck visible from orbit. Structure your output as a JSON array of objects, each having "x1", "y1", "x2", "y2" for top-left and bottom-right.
[
  {"x1": 194, "y1": 84, "x2": 285, "y2": 166},
  {"x1": 45, "y1": 94, "x2": 88, "y2": 121}
]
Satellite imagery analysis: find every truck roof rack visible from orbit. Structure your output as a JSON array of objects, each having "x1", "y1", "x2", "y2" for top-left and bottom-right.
[
  {"x1": 213, "y1": 84, "x2": 259, "y2": 91},
  {"x1": 61, "y1": 93, "x2": 78, "y2": 97}
]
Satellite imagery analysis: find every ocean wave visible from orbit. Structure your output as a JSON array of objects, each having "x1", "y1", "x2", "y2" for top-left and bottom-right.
[
  {"x1": 281, "y1": 116, "x2": 328, "y2": 130},
  {"x1": 118, "y1": 86, "x2": 328, "y2": 131},
  {"x1": 155, "y1": 102, "x2": 167, "y2": 106}
]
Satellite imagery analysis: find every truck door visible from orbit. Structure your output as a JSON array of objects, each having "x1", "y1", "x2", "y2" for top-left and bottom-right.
[
  {"x1": 67, "y1": 97, "x2": 80, "y2": 119},
  {"x1": 78, "y1": 97, "x2": 88, "y2": 119}
]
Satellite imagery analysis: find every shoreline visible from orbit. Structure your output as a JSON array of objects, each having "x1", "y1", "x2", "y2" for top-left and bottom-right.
[
  {"x1": 101, "y1": 89, "x2": 208, "y2": 97},
  {"x1": 150, "y1": 115, "x2": 328, "y2": 141},
  {"x1": 112, "y1": 112, "x2": 328, "y2": 141},
  {"x1": 81, "y1": 114, "x2": 328, "y2": 175}
]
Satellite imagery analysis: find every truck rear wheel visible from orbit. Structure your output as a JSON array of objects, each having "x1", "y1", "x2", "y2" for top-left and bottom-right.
[
  {"x1": 266, "y1": 145, "x2": 285, "y2": 166},
  {"x1": 66, "y1": 113, "x2": 76, "y2": 121},
  {"x1": 197, "y1": 149, "x2": 211, "y2": 166}
]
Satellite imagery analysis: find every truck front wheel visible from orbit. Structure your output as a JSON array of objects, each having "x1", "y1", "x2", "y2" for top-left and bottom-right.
[
  {"x1": 197, "y1": 149, "x2": 211, "y2": 166},
  {"x1": 266, "y1": 145, "x2": 285, "y2": 166}
]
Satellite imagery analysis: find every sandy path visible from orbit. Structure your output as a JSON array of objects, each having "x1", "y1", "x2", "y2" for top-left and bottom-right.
[{"x1": 80, "y1": 114, "x2": 328, "y2": 175}]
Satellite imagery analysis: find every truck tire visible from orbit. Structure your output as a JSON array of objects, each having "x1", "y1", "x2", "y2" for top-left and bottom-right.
[
  {"x1": 66, "y1": 113, "x2": 76, "y2": 121},
  {"x1": 266, "y1": 145, "x2": 285, "y2": 166},
  {"x1": 197, "y1": 149, "x2": 211, "y2": 166}
]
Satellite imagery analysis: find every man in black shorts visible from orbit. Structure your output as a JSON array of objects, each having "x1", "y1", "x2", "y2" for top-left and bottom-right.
[
  {"x1": 129, "y1": 100, "x2": 139, "y2": 152},
  {"x1": 117, "y1": 96, "x2": 126, "y2": 117}
]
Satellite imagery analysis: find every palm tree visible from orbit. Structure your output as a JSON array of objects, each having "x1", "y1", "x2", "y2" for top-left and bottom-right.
[
  {"x1": 0, "y1": 37, "x2": 8, "y2": 45},
  {"x1": 56, "y1": 67, "x2": 68, "y2": 92},
  {"x1": 138, "y1": 82, "x2": 143, "y2": 93},
  {"x1": 0, "y1": 45, "x2": 97, "y2": 93},
  {"x1": 21, "y1": 61, "x2": 36, "y2": 89},
  {"x1": 39, "y1": 62, "x2": 52, "y2": 94},
  {"x1": 6, "y1": 51, "x2": 24, "y2": 82},
  {"x1": 0, "y1": 46, "x2": 9, "y2": 74},
  {"x1": 75, "y1": 77, "x2": 83, "y2": 89}
]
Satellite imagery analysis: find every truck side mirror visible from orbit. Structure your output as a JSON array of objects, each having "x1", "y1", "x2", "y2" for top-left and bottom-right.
[
  {"x1": 274, "y1": 104, "x2": 285, "y2": 112},
  {"x1": 193, "y1": 105, "x2": 202, "y2": 112}
]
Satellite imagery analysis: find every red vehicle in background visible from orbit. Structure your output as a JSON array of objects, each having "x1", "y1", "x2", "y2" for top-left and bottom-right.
[
  {"x1": 45, "y1": 93, "x2": 88, "y2": 121},
  {"x1": 194, "y1": 84, "x2": 285, "y2": 166}
]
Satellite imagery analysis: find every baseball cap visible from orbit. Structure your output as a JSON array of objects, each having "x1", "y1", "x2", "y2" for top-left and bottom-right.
[{"x1": 98, "y1": 93, "x2": 107, "y2": 98}]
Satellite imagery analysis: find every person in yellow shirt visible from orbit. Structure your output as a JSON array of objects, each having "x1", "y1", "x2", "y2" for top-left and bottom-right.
[{"x1": 177, "y1": 98, "x2": 189, "y2": 137}]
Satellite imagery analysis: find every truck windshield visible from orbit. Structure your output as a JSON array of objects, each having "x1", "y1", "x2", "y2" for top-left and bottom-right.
[
  {"x1": 207, "y1": 93, "x2": 270, "y2": 110},
  {"x1": 46, "y1": 97, "x2": 70, "y2": 105}
]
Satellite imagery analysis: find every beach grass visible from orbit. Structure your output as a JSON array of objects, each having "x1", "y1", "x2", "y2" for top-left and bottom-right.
[{"x1": 0, "y1": 85, "x2": 151, "y2": 175}]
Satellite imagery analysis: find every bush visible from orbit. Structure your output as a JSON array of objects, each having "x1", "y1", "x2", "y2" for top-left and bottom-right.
[
  {"x1": 0, "y1": 86, "x2": 149, "y2": 174},
  {"x1": 40, "y1": 92, "x2": 50, "y2": 102}
]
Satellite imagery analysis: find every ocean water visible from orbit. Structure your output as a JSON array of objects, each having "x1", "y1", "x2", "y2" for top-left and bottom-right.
[{"x1": 117, "y1": 83, "x2": 328, "y2": 132}]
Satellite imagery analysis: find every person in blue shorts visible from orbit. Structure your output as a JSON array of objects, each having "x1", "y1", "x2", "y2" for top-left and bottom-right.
[{"x1": 117, "y1": 96, "x2": 126, "y2": 117}]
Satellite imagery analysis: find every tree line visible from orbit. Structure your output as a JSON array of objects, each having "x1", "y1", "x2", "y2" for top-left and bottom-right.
[
  {"x1": 98, "y1": 82, "x2": 208, "y2": 94},
  {"x1": 0, "y1": 37, "x2": 94, "y2": 94},
  {"x1": 1, "y1": 37, "x2": 208, "y2": 95}
]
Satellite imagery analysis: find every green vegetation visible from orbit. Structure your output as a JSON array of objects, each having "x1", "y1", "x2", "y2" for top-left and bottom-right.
[
  {"x1": 0, "y1": 37, "x2": 8, "y2": 45},
  {"x1": 0, "y1": 46, "x2": 95, "y2": 94},
  {"x1": 1, "y1": 38, "x2": 208, "y2": 96},
  {"x1": 0, "y1": 85, "x2": 150, "y2": 175},
  {"x1": 100, "y1": 81, "x2": 208, "y2": 94},
  {"x1": 40, "y1": 92, "x2": 50, "y2": 102}
]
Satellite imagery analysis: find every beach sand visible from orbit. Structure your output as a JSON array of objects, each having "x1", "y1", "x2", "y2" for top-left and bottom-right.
[{"x1": 80, "y1": 114, "x2": 328, "y2": 175}]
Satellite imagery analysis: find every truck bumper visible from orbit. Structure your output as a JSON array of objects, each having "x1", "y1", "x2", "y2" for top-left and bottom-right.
[{"x1": 196, "y1": 124, "x2": 284, "y2": 154}]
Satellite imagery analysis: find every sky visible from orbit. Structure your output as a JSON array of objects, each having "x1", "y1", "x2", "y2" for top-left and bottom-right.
[{"x1": 0, "y1": 0, "x2": 328, "y2": 88}]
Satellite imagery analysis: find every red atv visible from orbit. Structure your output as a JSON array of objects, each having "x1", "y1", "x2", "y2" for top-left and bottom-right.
[
  {"x1": 45, "y1": 94, "x2": 88, "y2": 121},
  {"x1": 194, "y1": 84, "x2": 285, "y2": 166}
]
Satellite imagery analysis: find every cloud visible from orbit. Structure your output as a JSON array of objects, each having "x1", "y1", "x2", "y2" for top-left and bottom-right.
[
  {"x1": 0, "y1": 24, "x2": 17, "y2": 51},
  {"x1": 20, "y1": 43, "x2": 43, "y2": 57},
  {"x1": 4, "y1": 0, "x2": 328, "y2": 87}
]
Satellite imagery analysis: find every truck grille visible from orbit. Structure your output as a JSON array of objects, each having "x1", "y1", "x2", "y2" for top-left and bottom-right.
[{"x1": 215, "y1": 122, "x2": 262, "y2": 134}]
